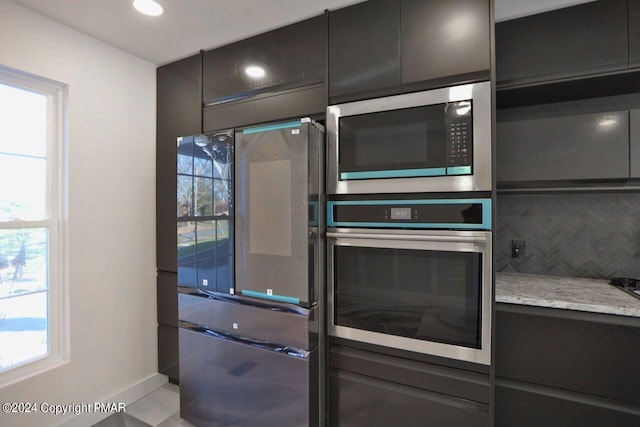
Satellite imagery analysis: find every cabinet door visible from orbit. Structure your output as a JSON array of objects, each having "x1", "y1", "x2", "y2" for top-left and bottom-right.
[
  {"x1": 157, "y1": 271, "x2": 177, "y2": 327},
  {"x1": 158, "y1": 324, "x2": 179, "y2": 382},
  {"x1": 496, "y1": 0, "x2": 628, "y2": 87},
  {"x1": 329, "y1": 369, "x2": 489, "y2": 427},
  {"x1": 157, "y1": 54, "x2": 202, "y2": 272},
  {"x1": 401, "y1": 0, "x2": 490, "y2": 92},
  {"x1": 497, "y1": 110, "x2": 629, "y2": 184},
  {"x1": 202, "y1": 15, "x2": 324, "y2": 107},
  {"x1": 328, "y1": 0, "x2": 401, "y2": 103},
  {"x1": 629, "y1": 0, "x2": 640, "y2": 69},
  {"x1": 496, "y1": 382, "x2": 640, "y2": 427},
  {"x1": 496, "y1": 305, "x2": 640, "y2": 406},
  {"x1": 631, "y1": 109, "x2": 640, "y2": 179}
]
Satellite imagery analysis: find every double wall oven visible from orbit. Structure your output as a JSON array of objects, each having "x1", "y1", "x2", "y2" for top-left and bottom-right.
[{"x1": 326, "y1": 82, "x2": 493, "y2": 365}]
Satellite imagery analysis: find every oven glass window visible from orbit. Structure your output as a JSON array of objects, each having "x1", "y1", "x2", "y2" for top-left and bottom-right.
[
  {"x1": 334, "y1": 246, "x2": 482, "y2": 349},
  {"x1": 338, "y1": 104, "x2": 446, "y2": 174}
]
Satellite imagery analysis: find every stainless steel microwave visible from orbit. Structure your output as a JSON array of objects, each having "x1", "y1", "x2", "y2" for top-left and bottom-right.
[{"x1": 327, "y1": 81, "x2": 491, "y2": 194}]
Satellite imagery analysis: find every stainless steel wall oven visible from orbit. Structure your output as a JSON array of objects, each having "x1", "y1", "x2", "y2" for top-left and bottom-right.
[{"x1": 327, "y1": 199, "x2": 492, "y2": 365}]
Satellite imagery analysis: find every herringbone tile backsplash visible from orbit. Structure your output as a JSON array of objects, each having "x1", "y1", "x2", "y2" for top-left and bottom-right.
[{"x1": 497, "y1": 192, "x2": 640, "y2": 279}]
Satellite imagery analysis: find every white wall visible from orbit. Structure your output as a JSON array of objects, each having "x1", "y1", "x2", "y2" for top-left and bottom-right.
[{"x1": 0, "y1": 1, "x2": 161, "y2": 426}]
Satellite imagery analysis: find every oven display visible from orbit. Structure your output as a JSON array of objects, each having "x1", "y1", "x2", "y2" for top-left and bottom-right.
[{"x1": 390, "y1": 207, "x2": 412, "y2": 220}]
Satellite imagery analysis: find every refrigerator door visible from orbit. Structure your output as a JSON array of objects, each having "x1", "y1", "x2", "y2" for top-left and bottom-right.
[
  {"x1": 179, "y1": 326, "x2": 318, "y2": 427},
  {"x1": 177, "y1": 131, "x2": 234, "y2": 295},
  {"x1": 235, "y1": 119, "x2": 322, "y2": 306}
]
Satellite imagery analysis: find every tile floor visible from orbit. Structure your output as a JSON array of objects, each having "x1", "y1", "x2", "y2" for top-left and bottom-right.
[{"x1": 94, "y1": 383, "x2": 195, "y2": 427}]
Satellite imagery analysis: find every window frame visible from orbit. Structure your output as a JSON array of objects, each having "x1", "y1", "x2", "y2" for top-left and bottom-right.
[{"x1": 0, "y1": 65, "x2": 68, "y2": 388}]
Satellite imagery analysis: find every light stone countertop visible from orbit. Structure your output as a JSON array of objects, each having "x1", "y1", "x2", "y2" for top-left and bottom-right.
[{"x1": 495, "y1": 272, "x2": 640, "y2": 318}]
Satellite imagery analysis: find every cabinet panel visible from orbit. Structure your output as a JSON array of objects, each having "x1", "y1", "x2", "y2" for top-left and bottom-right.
[
  {"x1": 328, "y1": 0, "x2": 401, "y2": 102},
  {"x1": 329, "y1": 343, "x2": 490, "y2": 404},
  {"x1": 496, "y1": 0, "x2": 628, "y2": 87},
  {"x1": 157, "y1": 54, "x2": 202, "y2": 272},
  {"x1": 629, "y1": 0, "x2": 640, "y2": 68},
  {"x1": 157, "y1": 271, "x2": 177, "y2": 327},
  {"x1": 203, "y1": 15, "x2": 324, "y2": 106},
  {"x1": 631, "y1": 109, "x2": 640, "y2": 178},
  {"x1": 329, "y1": 369, "x2": 489, "y2": 427},
  {"x1": 203, "y1": 84, "x2": 325, "y2": 131},
  {"x1": 497, "y1": 110, "x2": 629, "y2": 184},
  {"x1": 495, "y1": 305, "x2": 640, "y2": 406},
  {"x1": 158, "y1": 324, "x2": 179, "y2": 382},
  {"x1": 495, "y1": 382, "x2": 640, "y2": 427},
  {"x1": 401, "y1": 0, "x2": 490, "y2": 92}
]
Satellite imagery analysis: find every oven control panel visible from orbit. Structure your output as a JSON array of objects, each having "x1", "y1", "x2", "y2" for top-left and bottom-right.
[{"x1": 327, "y1": 199, "x2": 491, "y2": 230}]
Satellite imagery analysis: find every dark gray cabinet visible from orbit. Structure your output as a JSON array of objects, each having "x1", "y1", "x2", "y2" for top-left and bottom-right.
[
  {"x1": 158, "y1": 323, "x2": 179, "y2": 382},
  {"x1": 328, "y1": 0, "x2": 401, "y2": 103},
  {"x1": 203, "y1": 84, "x2": 326, "y2": 132},
  {"x1": 328, "y1": 343, "x2": 490, "y2": 426},
  {"x1": 496, "y1": 0, "x2": 628, "y2": 87},
  {"x1": 495, "y1": 304, "x2": 640, "y2": 426},
  {"x1": 497, "y1": 108, "x2": 629, "y2": 185},
  {"x1": 202, "y1": 15, "x2": 324, "y2": 107},
  {"x1": 157, "y1": 54, "x2": 202, "y2": 273},
  {"x1": 630, "y1": 0, "x2": 640, "y2": 68},
  {"x1": 157, "y1": 271, "x2": 178, "y2": 327},
  {"x1": 631, "y1": 109, "x2": 640, "y2": 179},
  {"x1": 401, "y1": 0, "x2": 490, "y2": 92},
  {"x1": 157, "y1": 54, "x2": 202, "y2": 382},
  {"x1": 496, "y1": 381, "x2": 640, "y2": 427},
  {"x1": 328, "y1": 0, "x2": 491, "y2": 103}
]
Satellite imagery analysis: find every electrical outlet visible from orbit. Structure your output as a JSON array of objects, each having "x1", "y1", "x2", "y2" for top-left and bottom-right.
[{"x1": 511, "y1": 240, "x2": 526, "y2": 258}]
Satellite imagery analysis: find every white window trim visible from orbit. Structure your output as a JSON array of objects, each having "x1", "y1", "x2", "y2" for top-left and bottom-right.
[{"x1": 0, "y1": 65, "x2": 69, "y2": 388}]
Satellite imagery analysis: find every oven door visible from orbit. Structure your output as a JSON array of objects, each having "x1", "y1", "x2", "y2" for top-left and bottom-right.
[
  {"x1": 327, "y1": 228, "x2": 492, "y2": 365},
  {"x1": 327, "y1": 81, "x2": 491, "y2": 194}
]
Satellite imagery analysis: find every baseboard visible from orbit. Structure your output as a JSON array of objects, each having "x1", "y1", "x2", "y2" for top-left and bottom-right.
[{"x1": 51, "y1": 373, "x2": 168, "y2": 427}]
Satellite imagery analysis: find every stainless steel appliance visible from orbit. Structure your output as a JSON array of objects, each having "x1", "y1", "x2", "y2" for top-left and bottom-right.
[
  {"x1": 177, "y1": 130, "x2": 234, "y2": 295},
  {"x1": 235, "y1": 118, "x2": 323, "y2": 308},
  {"x1": 327, "y1": 81, "x2": 491, "y2": 194},
  {"x1": 327, "y1": 198, "x2": 492, "y2": 365},
  {"x1": 178, "y1": 118, "x2": 325, "y2": 427}
]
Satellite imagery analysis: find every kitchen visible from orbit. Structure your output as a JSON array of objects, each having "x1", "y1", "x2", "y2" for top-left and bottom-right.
[{"x1": 0, "y1": 0, "x2": 639, "y2": 426}]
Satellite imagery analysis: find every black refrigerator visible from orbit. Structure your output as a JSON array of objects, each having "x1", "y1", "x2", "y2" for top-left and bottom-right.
[{"x1": 178, "y1": 119, "x2": 325, "y2": 427}]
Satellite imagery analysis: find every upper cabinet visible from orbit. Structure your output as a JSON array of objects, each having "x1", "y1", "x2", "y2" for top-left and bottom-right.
[
  {"x1": 328, "y1": 0, "x2": 401, "y2": 103},
  {"x1": 329, "y1": 0, "x2": 491, "y2": 103},
  {"x1": 497, "y1": 109, "x2": 630, "y2": 186},
  {"x1": 496, "y1": 0, "x2": 628, "y2": 88},
  {"x1": 401, "y1": 0, "x2": 491, "y2": 93},
  {"x1": 202, "y1": 15, "x2": 325, "y2": 107}
]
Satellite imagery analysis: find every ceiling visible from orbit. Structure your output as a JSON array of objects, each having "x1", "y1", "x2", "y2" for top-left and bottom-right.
[{"x1": 11, "y1": 0, "x2": 595, "y2": 66}]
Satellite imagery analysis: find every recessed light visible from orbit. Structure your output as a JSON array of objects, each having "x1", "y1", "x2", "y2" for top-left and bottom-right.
[
  {"x1": 245, "y1": 66, "x2": 266, "y2": 79},
  {"x1": 133, "y1": 0, "x2": 164, "y2": 17}
]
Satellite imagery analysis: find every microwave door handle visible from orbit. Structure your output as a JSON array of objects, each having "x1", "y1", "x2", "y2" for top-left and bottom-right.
[{"x1": 326, "y1": 232, "x2": 488, "y2": 244}]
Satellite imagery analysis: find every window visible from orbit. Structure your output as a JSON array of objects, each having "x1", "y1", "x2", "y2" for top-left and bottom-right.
[{"x1": 0, "y1": 65, "x2": 67, "y2": 386}]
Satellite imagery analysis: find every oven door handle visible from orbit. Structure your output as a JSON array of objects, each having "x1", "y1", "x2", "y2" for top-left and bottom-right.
[{"x1": 326, "y1": 231, "x2": 488, "y2": 244}]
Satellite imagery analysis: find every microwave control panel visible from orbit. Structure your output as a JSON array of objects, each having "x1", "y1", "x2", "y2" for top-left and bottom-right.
[{"x1": 445, "y1": 101, "x2": 473, "y2": 171}]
